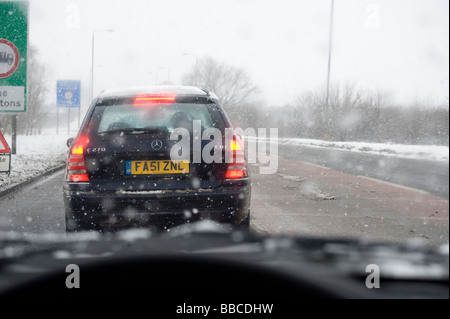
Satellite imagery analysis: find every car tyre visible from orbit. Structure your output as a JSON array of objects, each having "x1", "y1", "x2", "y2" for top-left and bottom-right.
[{"x1": 236, "y1": 210, "x2": 250, "y2": 230}]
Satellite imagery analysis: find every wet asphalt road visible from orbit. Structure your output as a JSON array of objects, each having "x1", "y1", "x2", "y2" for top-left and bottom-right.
[
  {"x1": 0, "y1": 151, "x2": 448, "y2": 247},
  {"x1": 277, "y1": 143, "x2": 449, "y2": 199},
  {"x1": 249, "y1": 156, "x2": 448, "y2": 247},
  {"x1": 0, "y1": 170, "x2": 66, "y2": 233}
]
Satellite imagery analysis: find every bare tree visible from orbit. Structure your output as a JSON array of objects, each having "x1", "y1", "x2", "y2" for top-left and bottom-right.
[
  {"x1": 290, "y1": 83, "x2": 393, "y2": 141},
  {"x1": 181, "y1": 56, "x2": 260, "y2": 127},
  {"x1": 0, "y1": 46, "x2": 49, "y2": 135},
  {"x1": 18, "y1": 46, "x2": 49, "y2": 135}
]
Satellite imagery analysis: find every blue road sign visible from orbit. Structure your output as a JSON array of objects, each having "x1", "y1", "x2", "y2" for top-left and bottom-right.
[{"x1": 57, "y1": 80, "x2": 80, "y2": 108}]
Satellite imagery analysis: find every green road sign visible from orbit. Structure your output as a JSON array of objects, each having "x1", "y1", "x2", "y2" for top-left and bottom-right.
[{"x1": 0, "y1": 1, "x2": 28, "y2": 113}]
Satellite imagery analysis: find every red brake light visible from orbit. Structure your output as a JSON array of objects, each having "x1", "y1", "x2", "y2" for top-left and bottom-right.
[
  {"x1": 67, "y1": 135, "x2": 90, "y2": 182},
  {"x1": 68, "y1": 173, "x2": 90, "y2": 182},
  {"x1": 225, "y1": 166, "x2": 247, "y2": 179},
  {"x1": 134, "y1": 94, "x2": 176, "y2": 105},
  {"x1": 226, "y1": 136, "x2": 248, "y2": 180}
]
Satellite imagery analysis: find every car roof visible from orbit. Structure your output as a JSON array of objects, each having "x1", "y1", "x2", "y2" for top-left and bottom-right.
[{"x1": 97, "y1": 85, "x2": 219, "y2": 100}]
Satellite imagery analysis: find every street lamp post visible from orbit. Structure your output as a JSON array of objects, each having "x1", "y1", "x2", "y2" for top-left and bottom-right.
[
  {"x1": 324, "y1": 0, "x2": 335, "y2": 140},
  {"x1": 90, "y1": 29, "x2": 113, "y2": 102}
]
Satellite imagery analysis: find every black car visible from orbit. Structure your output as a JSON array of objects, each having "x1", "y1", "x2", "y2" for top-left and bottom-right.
[{"x1": 63, "y1": 85, "x2": 251, "y2": 232}]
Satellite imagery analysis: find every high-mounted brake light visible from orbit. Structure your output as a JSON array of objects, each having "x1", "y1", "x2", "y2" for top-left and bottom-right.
[
  {"x1": 67, "y1": 135, "x2": 90, "y2": 182},
  {"x1": 225, "y1": 136, "x2": 248, "y2": 180},
  {"x1": 134, "y1": 94, "x2": 176, "y2": 105}
]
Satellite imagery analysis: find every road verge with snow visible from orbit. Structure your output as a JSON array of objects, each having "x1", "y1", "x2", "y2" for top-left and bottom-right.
[{"x1": 0, "y1": 133, "x2": 70, "y2": 193}]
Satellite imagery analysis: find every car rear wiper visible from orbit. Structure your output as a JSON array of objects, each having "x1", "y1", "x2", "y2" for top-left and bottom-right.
[{"x1": 98, "y1": 128, "x2": 167, "y2": 136}]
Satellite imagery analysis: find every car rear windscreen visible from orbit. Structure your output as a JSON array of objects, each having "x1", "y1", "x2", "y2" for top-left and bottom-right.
[{"x1": 96, "y1": 103, "x2": 217, "y2": 135}]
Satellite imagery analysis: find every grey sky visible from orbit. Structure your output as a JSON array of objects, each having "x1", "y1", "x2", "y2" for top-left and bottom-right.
[{"x1": 28, "y1": 0, "x2": 449, "y2": 107}]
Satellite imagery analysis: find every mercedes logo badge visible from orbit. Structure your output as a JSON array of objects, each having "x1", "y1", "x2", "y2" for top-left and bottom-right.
[{"x1": 151, "y1": 140, "x2": 163, "y2": 150}]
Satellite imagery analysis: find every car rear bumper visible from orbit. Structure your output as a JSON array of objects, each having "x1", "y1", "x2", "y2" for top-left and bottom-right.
[{"x1": 63, "y1": 180, "x2": 251, "y2": 231}]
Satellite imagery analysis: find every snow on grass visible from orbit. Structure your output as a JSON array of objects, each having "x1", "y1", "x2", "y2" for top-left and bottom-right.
[
  {"x1": 250, "y1": 137, "x2": 449, "y2": 162},
  {"x1": 280, "y1": 138, "x2": 449, "y2": 162},
  {"x1": 0, "y1": 131, "x2": 71, "y2": 189}
]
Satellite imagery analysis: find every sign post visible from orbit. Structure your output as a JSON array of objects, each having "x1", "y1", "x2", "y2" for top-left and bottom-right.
[
  {"x1": 0, "y1": 1, "x2": 28, "y2": 155},
  {"x1": 57, "y1": 80, "x2": 81, "y2": 134},
  {"x1": 0, "y1": 130, "x2": 11, "y2": 176}
]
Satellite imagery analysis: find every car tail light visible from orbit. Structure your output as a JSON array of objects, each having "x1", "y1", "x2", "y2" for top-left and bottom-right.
[
  {"x1": 67, "y1": 135, "x2": 90, "y2": 182},
  {"x1": 225, "y1": 136, "x2": 248, "y2": 179},
  {"x1": 225, "y1": 166, "x2": 247, "y2": 179},
  {"x1": 134, "y1": 94, "x2": 176, "y2": 105}
]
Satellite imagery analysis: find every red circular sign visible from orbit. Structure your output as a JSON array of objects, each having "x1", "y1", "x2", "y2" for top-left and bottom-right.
[{"x1": 0, "y1": 39, "x2": 20, "y2": 79}]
